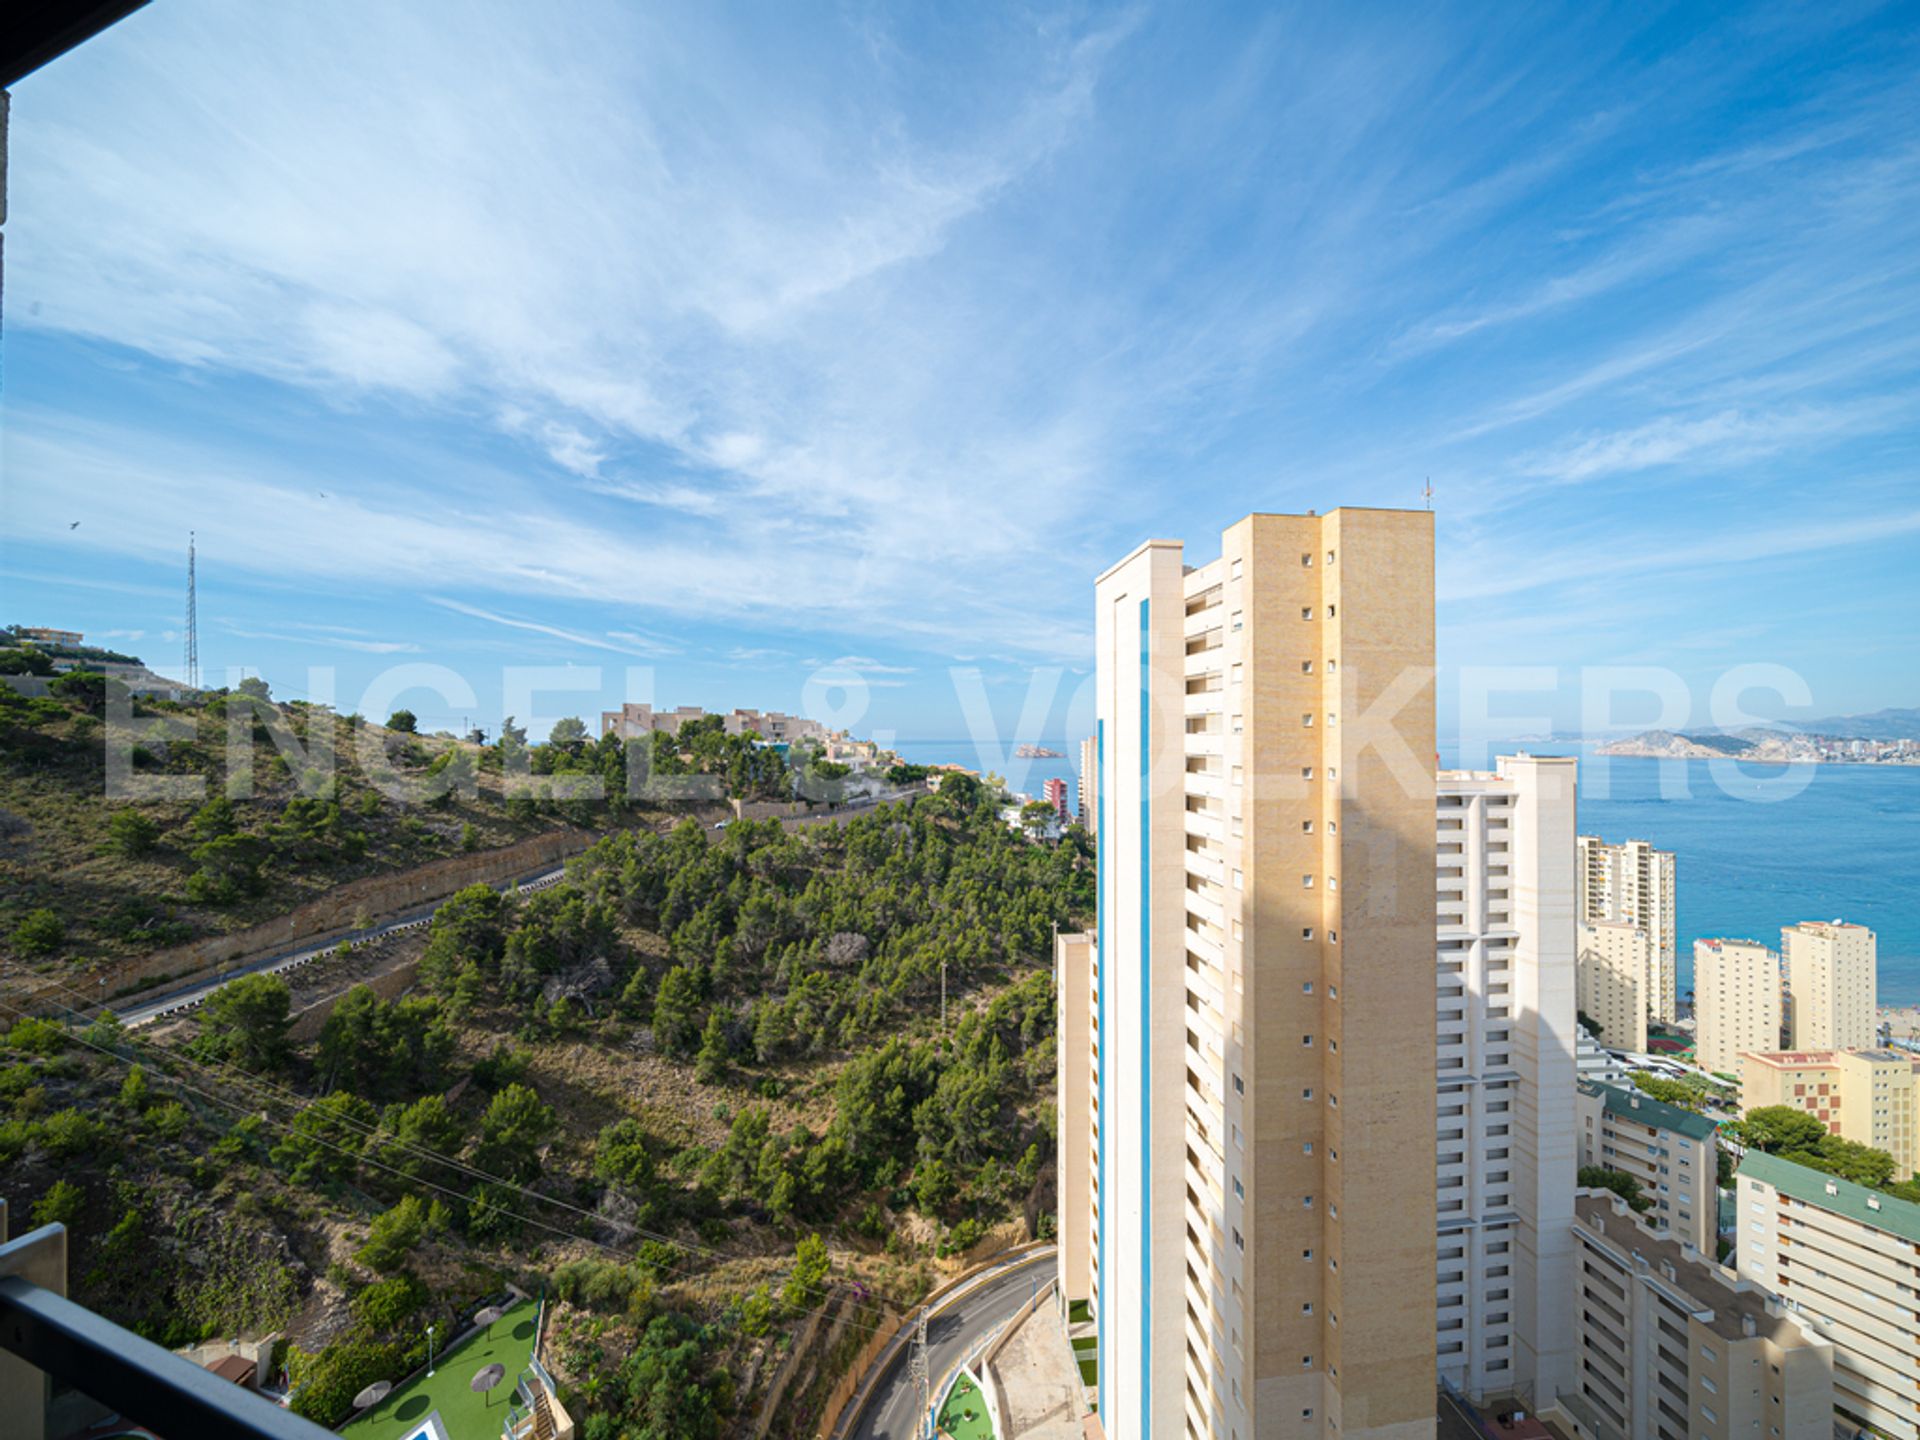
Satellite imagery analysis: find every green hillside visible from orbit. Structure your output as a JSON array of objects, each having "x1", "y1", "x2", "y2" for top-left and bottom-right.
[{"x1": 0, "y1": 780, "x2": 1091, "y2": 1439}]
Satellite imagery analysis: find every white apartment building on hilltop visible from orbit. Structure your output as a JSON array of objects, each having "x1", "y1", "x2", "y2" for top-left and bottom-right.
[
  {"x1": 1576, "y1": 836, "x2": 1676, "y2": 1025},
  {"x1": 599, "y1": 703, "x2": 833, "y2": 745},
  {"x1": 1693, "y1": 938, "x2": 1784, "y2": 1078},
  {"x1": 1435, "y1": 756, "x2": 1579, "y2": 1410},
  {"x1": 1059, "y1": 507, "x2": 1437, "y2": 1440},
  {"x1": 1783, "y1": 920, "x2": 1877, "y2": 1052}
]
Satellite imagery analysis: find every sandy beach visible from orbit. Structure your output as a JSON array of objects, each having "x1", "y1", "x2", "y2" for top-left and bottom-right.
[{"x1": 1880, "y1": 1005, "x2": 1920, "y2": 1040}]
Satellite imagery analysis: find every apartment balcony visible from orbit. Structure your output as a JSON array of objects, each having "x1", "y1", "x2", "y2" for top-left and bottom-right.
[
  {"x1": 1185, "y1": 729, "x2": 1226, "y2": 759},
  {"x1": 1184, "y1": 647, "x2": 1225, "y2": 681},
  {"x1": 1185, "y1": 849, "x2": 1225, "y2": 886},
  {"x1": 1184, "y1": 688, "x2": 1225, "y2": 717},
  {"x1": 1183, "y1": 598, "x2": 1224, "y2": 636},
  {"x1": 1185, "y1": 768, "x2": 1225, "y2": 802},
  {"x1": 1185, "y1": 920, "x2": 1225, "y2": 966},
  {"x1": 1186, "y1": 889, "x2": 1225, "y2": 929}
]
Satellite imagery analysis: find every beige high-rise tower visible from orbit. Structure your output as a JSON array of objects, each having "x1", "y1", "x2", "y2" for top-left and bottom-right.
[
  {"x1": 1693, "y1": 938, "x2": 1783, "y2": 1076},
  {"x1": 1059, "y1": 507, "x2": 1437, "y2": 1440},
  {"x1": 1782, "y1": 920, "x2": 1877, "y2": 1051},
  {"x1": 1575, "y1": 836, "x2": 1676, "y2": 1024}
]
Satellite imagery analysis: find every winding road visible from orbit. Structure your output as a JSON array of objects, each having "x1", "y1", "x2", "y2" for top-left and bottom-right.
[
  {"x1": 842, "y1": 1247, "x2": 1056, "y2": 1440},
  {"x1": 108, "y1": 786, "x2": 928, "y2": 1029}
]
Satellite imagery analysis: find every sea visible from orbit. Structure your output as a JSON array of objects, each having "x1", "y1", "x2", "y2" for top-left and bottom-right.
[{"x1": 888, "y1": 738, "x2": 1920, "y2": 1004}]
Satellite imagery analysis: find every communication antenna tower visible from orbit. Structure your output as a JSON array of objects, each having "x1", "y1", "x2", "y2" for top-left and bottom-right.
[{"x1": 184, "y1": 531, "x2": 200, "y2": 690}]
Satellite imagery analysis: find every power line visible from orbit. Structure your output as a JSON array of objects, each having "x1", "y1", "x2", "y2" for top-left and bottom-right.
[{"x1": 0, "y1": 991, "x2": 917, "y2": 1338}]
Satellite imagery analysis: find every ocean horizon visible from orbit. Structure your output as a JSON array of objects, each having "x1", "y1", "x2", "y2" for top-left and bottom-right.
[{"x1": 888, "y1": 738, "x2": 1920, "y2": 1006}]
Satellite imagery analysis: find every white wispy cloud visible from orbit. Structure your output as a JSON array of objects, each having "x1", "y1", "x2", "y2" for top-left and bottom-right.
[{"x1": 1516, "y1": 401, "x2": 1909, "y2": 484}]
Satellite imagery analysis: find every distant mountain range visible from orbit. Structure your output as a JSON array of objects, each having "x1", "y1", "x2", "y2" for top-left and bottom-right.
[
  {"x1": 1624, "y1": 707, "x2": 1920, "y2": 744},
  {"x1": 1593, "y1": 707, "x2": 1920, "y2": 763},
  {"x1": 1779, "y1": 706, "x2": 1920, "y2": 741}
]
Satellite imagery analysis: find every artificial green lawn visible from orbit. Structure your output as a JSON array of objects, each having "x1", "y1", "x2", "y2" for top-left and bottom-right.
[
  {"x1": 937, "y1": 1371, "x2": 996, "y2": 1440},
  {"x1": 340, "y1": 1299, "x2": 538, "y2": 1440}
]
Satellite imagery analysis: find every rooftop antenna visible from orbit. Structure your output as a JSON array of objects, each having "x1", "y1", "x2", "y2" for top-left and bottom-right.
[
  {"x1": 184, "y1": 531, "x2": 200, "y2": 690},
  {"x1": 1424, "y1": 477, "x2": 1433, "y2": 511}
]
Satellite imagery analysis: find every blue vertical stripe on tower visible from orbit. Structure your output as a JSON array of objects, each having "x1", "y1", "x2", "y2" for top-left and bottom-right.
[
  {"x1": 1095, "y1": 717, "x2": 1107, "y2": 1427},
  {"x1": 1138, "y1": 596, "x2": 1151, "y2": 1439}
]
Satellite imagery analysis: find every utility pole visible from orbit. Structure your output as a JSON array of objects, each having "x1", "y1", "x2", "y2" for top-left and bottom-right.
[{"x1": 910, "y1": 1304, "x2": 930, "y2": 1435}]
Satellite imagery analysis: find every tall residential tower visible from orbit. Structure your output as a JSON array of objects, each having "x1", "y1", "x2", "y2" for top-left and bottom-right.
[
  {"x1": 1061, "y1": 508, "x2": 1437, "y2": 1440},
  {"x1": 1782, "y1": 920, "x2": 1877, "y2": 1051},
  {"x1": 1575, "y1": 836, "x2": 1676, "y2": 1025},
  {"x1": 1435, "y1": 756, "x2": 1579, "y2": 1409}
]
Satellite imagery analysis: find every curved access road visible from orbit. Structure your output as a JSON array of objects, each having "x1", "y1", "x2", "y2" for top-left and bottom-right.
[
  {"x1": 841, "y1": 1246, "x2": 1056, "y2": 1440},
  {"x1": 111, "y1": 785, "x2": 929, "y2": 1029}
]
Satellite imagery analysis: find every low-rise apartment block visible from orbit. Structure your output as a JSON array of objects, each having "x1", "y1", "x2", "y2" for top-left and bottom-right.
[
  {"x1": 1552, "y1": 1189, "x2": 1833, "y2": 1440},
  {"x1": 1693, "y1": 938, "x2": 1783, "y2": 1078},
  {"x1": 1737, "y1": 1149, "x2": 1920, "y2": 1440},
  {"x1": 1576, "y1": 921, "x2": 1652, "y2": 1054},
  {"x1": 1782, "y1": 920, "x2": 1877, "y2": 1051},
  {"x1": 1576, "y1": 1080, "x2": 1717, "y2": 1254},
  {"x1": 1576, "y1": 836, "x2": 1676, "y2": 1024},
  {"x1": 1739, "y1": 1049, "x2": 1918, "y2": 1180}
]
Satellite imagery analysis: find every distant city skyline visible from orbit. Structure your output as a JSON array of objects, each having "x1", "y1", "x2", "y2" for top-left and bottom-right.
[{"x1": 6, "y1": 2, "x2": 1920, "y2": 738}]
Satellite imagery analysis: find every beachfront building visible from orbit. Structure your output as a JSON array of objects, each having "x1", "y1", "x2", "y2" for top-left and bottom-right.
[
  {"x1": 1782, "y1": 920, "x2": 1877, "y2": 1052},
  {"x1": 1435, "y1": 756, "x2": 1580, "y2": 1409},
  {"x1": 1575, "y1": 836, "x2": 1677, "y2": 1025},
  {"x1": 1065, "y1": 507, "x2": 1437, "y2": 1440},
  {"x1": 1576, "y1": 922, "x2": 1651, "y2": 1054},
  {"x1": 1693, "y1": 938, "x2": 1784, "y2": 1078},
  {"x1": 1737, "y1": 1150, "x2": 1920, "y2": 1440},
  {"x1": 1576, "y1": 1080, "x2": 1717, "y2": 1254},
  {"x1": 1550, "y1": 1188, "x2": 1834, "y2": 1440},
  {"x1": 1738, "y1": 1049, "x2": 1918, "y2": 1180}
]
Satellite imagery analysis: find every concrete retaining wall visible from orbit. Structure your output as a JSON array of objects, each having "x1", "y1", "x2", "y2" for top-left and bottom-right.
[{"x1": 87, "y1": 827, "x2": 596, "y2": 1003}]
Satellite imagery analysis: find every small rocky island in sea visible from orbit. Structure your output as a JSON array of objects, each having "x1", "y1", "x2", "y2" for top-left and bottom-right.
[{"x1": 1014, "y1": 742, "x2": 1064, "y2": 758}]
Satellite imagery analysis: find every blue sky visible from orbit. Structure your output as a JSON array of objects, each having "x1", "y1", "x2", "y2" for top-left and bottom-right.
[{"x1": 3, "y1": 1, "x2": 1917, "y2": 746}]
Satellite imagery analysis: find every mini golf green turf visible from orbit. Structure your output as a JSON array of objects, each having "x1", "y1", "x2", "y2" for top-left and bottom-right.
[
  {"x1": 937, "y1": 1372, "x2": 995, "y2": 1440},
  {"x1": 339, "y1": 1299, "x2": 539, "y2": 1440}
]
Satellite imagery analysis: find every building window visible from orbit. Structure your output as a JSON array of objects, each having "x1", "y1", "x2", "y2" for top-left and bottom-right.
[
  {"x1": 1301, "y1": 607, "x2": 1314, "y2": 621},
  {"x1": 1302, "y1": 926, "x2": 1315, "y2": 940},
  {"x1": 1303, "y1": 875, "x2": 1315, "y2": 888},
  {"x1": 1301, "y1": 553, "x2": 1313, "y2": 567}
]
